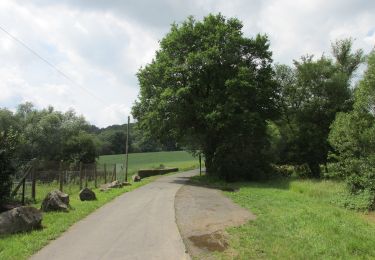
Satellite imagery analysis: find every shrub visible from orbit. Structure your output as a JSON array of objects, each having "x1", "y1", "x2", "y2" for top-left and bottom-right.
[
  {"x1": 0, "y1": 130, "x2": 18, "y2": 203},
  {"x1": 329, "y1": 51, "x2": 375, "y2": 210}
]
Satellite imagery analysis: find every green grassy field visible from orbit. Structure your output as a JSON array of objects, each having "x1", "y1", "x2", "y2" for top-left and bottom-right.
[
  {"x1": 192, "y1": 175, "x2": 375, "y2": 259},
  {"x1": 0, "y1": 151, "x2": 199, "y2": 260},
  {"x1": 98, "y1": 151, "x2": 199, "y2": 179},
  {"x1": 17, "y1": 151, "x2": 199, "y2": 206},
  {"x1": 98, "y1": 151, "x2": 199, "y2": 173}
]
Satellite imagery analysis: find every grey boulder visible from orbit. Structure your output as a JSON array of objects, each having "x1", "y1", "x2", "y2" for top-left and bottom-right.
[
  {"x1": 132, "y1": 175, "x2": 141, "y2": 182},
  {"x1": 41, "y1": 190, "x2": 70, "y2": 212},
  {"x1": 79, "y1": 188, "x2": 97, "y2": 201},
  {"x1": 0, "y1": 206, "x2": 42, "y2": 235}
]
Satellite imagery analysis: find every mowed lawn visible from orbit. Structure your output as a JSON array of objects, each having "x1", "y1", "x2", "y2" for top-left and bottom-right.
[
  {"x1": 98, "y1": 150, "x2": 200, "y2": 173},
  {"x1": 0, "y1": 151, "x2": 199, "y2": 260},
  {"x1": 193, "y1": 176, "x2": 375, "y2": 259}
]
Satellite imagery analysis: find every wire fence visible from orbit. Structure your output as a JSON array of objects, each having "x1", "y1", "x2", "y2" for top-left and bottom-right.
[{"x1": 11, "y1": 160, "x2": 130, "y2": 204}]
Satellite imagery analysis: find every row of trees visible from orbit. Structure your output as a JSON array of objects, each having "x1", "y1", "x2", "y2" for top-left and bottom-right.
[
  {"x1": 0, "y1": 103, "x2": 180, "y2": 165},
  {"x1": 133, "y1": 14, "x2": 375, "y2": 207},
  {"x1": 0, "y1": 103, "x2": 98, "y2": 163},
  {"x1": 0, "y1": 103, "x2": 180, "y2": 202},
  {"x1": 274, "y1": 39, "x2": 364, "y2": 178},
  {"x1": 96, "y1": 124, "x2": 179, "y2": 155}
]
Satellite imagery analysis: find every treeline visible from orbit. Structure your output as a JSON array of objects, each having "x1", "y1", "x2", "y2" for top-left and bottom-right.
[
  {"x1": 0, "y1": 103, "x2": 178, "y2": 202},
  {"x1": 133, "y1": 14, "x2": 375, "y2": 209},
  {"x1": 0, "y1": 103, "x2": 178, "y2": 164},
  {"x1": 95, "y1": 124, "x2": 179, "y2": 155},
  {"x1": 0, "y1": 103, "x2": 98, "y2": 163},
  {"x1": 273, "y1": 39, "x2": 364, "y2": 178}
]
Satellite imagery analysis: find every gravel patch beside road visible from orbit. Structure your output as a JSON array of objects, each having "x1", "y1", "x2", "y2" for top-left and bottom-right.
[{"x1": 175, "y1": 184, "x2": 255, "y2": 259}]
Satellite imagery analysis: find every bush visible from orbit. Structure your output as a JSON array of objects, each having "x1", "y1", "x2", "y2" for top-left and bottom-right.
[
  {"x1": 329, "y1": 51, "x2": 375, "y2": 210},
  {"x1": 0, "y1": 130, "x2": 18, "y2": 203}
]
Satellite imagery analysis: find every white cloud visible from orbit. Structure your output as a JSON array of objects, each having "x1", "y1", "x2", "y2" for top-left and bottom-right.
[
  {"x1": 0, "y1": 0, "x2": 374, "y2": 127},
  {"x1": 96, "y1": 104, "x2": 132, "y2": 127}
]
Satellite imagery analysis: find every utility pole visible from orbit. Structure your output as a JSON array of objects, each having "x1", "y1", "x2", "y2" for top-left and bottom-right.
[{"x1": 125, "y1": 116, "x2": 130, "y2": 182}]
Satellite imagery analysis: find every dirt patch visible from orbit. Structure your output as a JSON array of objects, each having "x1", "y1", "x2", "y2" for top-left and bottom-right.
[
  {"x1": 175, "y1": 184, "x2": 255, "y2": 259},
  {"x1": 189, "y1": 231, "x2": 228, "y2": 252}
]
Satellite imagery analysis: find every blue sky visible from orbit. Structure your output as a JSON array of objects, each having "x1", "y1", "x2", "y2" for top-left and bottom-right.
[{"x1": 0, "y1": 0, "x2": 374, "y2": 127}]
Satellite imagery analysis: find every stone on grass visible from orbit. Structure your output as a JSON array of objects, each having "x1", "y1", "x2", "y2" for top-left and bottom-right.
[
  {"x1": 132, "y1": 175, "x2": 141, "y2": 182},
  {"x1": 41, "y1": 190, "x2": 70, "y2": 212},
  {"x1": 99, "y1": 180, "x2": 122, "y2": 192},
  {"x1": 79, "y1": 188, "x2": 97, "y2": 201},
  {"x1": 0, "y1": 206, "x2": 42, "y2": 235}
]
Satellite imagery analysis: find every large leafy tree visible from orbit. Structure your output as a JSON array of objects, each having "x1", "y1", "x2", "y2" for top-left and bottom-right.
[
  {"x1": 133, "y1": 14, "x2": 279, "y2": 180},
  {"x1": 275, "y1": 39, "x2": 363, "y2": 178},
  {"x1": 329, "y1": 51, "x2": 375, "y2": 209}
]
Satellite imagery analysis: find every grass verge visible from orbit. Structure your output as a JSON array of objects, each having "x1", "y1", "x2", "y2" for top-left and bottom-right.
[
  {"x1": 0, "y1": 176, "x2": 158, "y2": 260},
  {"x1": 1, "y1": 151, "x2": 199, "y2": 260},
  {"x1": 191, "y1": 175, "x2": 375, "y2": 259}
]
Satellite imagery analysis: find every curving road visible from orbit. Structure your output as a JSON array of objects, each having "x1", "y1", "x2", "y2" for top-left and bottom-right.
[{"x1": 30, "y1": 170, "x2": 198, "y2": 260}]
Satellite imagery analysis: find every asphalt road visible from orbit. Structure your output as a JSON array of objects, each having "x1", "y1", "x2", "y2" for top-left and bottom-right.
[{"x1": 30, "y1": 170, "x2": 198, "y2": 260}]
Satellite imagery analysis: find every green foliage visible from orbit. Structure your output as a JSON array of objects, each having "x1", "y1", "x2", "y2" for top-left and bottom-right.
[
  {"x1": 0, "y1": 103, "x2": 99, "y2": 164},
  {"x1": 329, "y1": 51, "x2": 375, "y2": 209},
  {"x1": 63, "y1": 131, "x2": 99, "y2": 163},
  {"x1": 98, "y1": 151, "x2": 199, "y2": 173},
  {"x1": 133, "y1": 14, "x2": 279, "y2": 181},
  {"x1": 97, "y1": 124, "x2": 179, "y2": 155},
  {"x1": 192, "y1": 175, "x2": 375, "y2": 259},
  {"x1": 0, "y1": 175, "x2": 159, "y2": 260},
  {"x1": 275, "y1": 39, "x2": 363, "y2": 178},
  {"x1": 0, "y1": 129, "x2": 18, "y2": 202}
]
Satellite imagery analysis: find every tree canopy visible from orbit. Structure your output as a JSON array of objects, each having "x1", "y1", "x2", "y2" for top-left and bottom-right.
[
  {"x1": 133, "y1": 14, "x2": 279, "y2": 180},
  {"x1": 274, "y1": 39, "x2": 364, "y2": 177},
  {"x1": 329, "y1": 51, "x2": 375, "y2": 209}
]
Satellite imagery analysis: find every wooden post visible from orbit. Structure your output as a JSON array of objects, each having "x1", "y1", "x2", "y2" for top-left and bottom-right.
[
  {"x1": 85, "y1": 167, "x2": 88, "y2": 188},
  {"x1": 94, "y1": 163, "x2": 97, "y2": 188},
  {"x1": 79, "y1": 162, "x2": 83, "y2": 190},
  {"x1": 21, "y1": 179, "x2": 25, "y2": 205},
  {"x1": 113, "y1": 164, "x2": 116, "y2": 181},
  {"x1": 199, "y1": 153, "x2": 202, "y2": 176},
  {"x1": 104, "y1": 163, "x2": 107, "y2": 183},
  {"x1": 59, "y1": 160, "x2": 63, "y2": 192},
  {"x1": 31, "y1": 160, "x2": 36, "y2": 201},
  {"x1": 125, "y1": 116, "x2": 130, "y2": 182}
]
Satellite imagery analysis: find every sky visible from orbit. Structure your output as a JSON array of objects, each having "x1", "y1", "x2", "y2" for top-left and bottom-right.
[{"x1": 0, "y1": 0, "x2": 374, "y2": 127}]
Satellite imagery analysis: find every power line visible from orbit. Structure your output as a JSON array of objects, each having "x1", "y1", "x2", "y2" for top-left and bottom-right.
[{"x1": 0, "y1": 25, "x2": 108, "y2": 105}]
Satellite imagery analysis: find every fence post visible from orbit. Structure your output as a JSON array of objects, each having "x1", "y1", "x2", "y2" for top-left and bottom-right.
[
  {"x1": 94, "y1": 163, "x2": 97, "y2": 188},
  {"x1": 199, "y1": 154, "x2": 202, "y2": 176},
  {"x1": 21, "y1": 179, "x2": 26, "y2": 205},
  {"x1": 85, "y1": 167, "x2": 88, "y2": 188},
  {"x1": 113, "y1": 164, "x2": 116, "y2": 181},
  {"x1": 79, "y1": 162, "x2": 83, "y2": 190},
  {"x1": 104, "y1": 163, "x2": 107, "y2": 183},
  {"x1": 125, "y1": 116, "x2": 130, "y2": 182},
  {"x1": 31, "y1": 160, "x2": 37, "y2": 201},
  {"x1": 59, "y1": 160, "x2": 63, "y2": 192}
]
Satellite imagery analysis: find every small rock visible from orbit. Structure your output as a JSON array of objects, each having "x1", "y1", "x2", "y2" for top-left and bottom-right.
[
  {"x1": 0, "y1": 206, "x2": 42, "y2": 235},
  {"x1": 99, "y1": 180, "x2": 123, "y2": 192},
  {"x1": 41, "y1": 190, "x2": 70, "y2": 212},
  {"x1": 79, "y1": 188, "x2": 97, "y2": 201},
  {"x1": 132, "y1": 175, "x2": 141, "y2": 182},
  {"x1": 110, "y1": 180, "x2": 122, "y2": 188}
]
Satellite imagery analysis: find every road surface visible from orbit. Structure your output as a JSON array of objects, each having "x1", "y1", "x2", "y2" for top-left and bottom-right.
[{"x1": 30, "y1": 170, "x2": 197, "y2": 260}]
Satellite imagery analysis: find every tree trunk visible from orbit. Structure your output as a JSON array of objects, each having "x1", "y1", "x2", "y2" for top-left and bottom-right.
[{"x1": 308, "y1": 162, "x2": 321, "y2": 178}]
